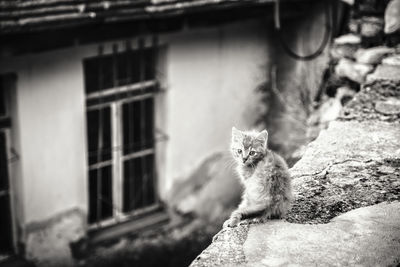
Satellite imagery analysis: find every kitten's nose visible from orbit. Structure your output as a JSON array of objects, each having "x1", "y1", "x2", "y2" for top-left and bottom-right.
[{"x1": 242, "y1": 157, "x2": 248, "y2": 163}]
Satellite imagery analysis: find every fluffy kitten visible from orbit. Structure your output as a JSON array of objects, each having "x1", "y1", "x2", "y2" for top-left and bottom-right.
[{"x1": 223, "y1": 127, "x2": 292, "y2": 228}]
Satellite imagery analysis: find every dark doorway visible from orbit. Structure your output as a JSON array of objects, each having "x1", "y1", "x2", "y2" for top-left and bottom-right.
[{"x1": 0, "y1": 75, "x2": 14, "y2": 257}]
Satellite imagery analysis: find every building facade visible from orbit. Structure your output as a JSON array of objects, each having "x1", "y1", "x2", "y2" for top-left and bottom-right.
[{"x1": 0, "y1": 0, "x2": 332, "y2": 265}]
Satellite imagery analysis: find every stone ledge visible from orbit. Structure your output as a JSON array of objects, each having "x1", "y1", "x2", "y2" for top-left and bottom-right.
[
  {"x1": 191, "y1": 202, "x2": 400, "y2": 267},
  {"x1": 244, "y1": 202, "x2": 400, "y2": 267}
]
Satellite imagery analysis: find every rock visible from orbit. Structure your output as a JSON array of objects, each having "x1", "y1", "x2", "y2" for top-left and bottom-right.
[
  {"x1": 367, "y1": 64, "x2": 400, "y2": 82},
  {"x1": 335, "y1": 58, "x2": 374, "y2": 83},
  {"x1": 243, "y1": 203, "x2": 400, "y2": 267},
  {"x1": 330, "y1": 45, "x2": 358, "y2": 60},
  {"x1": 382, "y1": 54, "x2": 400, "y2": 66},
  {"x1": 355, "y1": 46, "x2": 395, "y2": 64},
  {"x1": 333, "y1": 34, "x2": 361, "y2": 45},
  {"x1": 384, "y1": 0, "x2": 400, "y2": 34},
  {"x1": 377, "y1": 165, "x2": 396, "y2": 174},
  {"x1": 360, "y1": 17, "x2": 384, "y2": 38},
  {"x1": 331, "y1": 34, "x2": 361, "y2": 60},
  {"x1": 375, "y1": 97, "x2": 400, "y2": 115}
]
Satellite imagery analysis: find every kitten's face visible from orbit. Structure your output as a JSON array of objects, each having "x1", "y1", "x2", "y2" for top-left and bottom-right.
[{"x1": 231, "y1": 127, "x2": 268, "y2": 167}]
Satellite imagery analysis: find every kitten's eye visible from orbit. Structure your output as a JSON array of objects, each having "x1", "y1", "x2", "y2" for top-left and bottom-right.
[
  {"x1": 249, "y1": 151, "x2": 256, "y2": 156},
  {"x1": 237, "y1": 149, "x2": 242, "y2": 154}
]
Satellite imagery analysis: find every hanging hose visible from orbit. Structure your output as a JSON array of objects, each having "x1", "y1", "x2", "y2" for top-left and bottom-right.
[{"x1": 274, "y1": 0, "x2": 332, "y2": 61}]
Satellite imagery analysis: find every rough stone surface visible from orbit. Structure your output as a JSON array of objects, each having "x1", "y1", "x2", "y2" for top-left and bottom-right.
[
  {"x1": 355, "y1": 46, "x2": 395, "y2": 64},
  {"x1": 333, "y1": 34, "x2": 361, "y2": 45},
  {"x1": 335, "y1": 58, "x2": 374, "y2": 83},
  {"x1": 244, "y1": 202, "x2": 400, "y2": 267},
  {"x1": 375, "y1": 97, "x2": 400, "y2": 115},
  {"x1": 290, "y1": 121, "x2": 400, "y2": 179},
  {"x1": 330, "y1": 44, "x2": 359, "y2": 60},
  {"x1": 341, "y1": 80, "x2": 400, "y2": 122},
  {"x1": 384, "y1": 0, "x2": 400, "y2": 34},
  {"x1": 288, "y1": 157, "x2": 400, "y2": 224},
  {"x1": 191, "y1": 203, "x2": 400, "y2": 267},
  {"x1": 191, "y1": 225, "x2": 249, "y2": 267},
  {"x1": 382, "y1": 54, "x2": 400, "y2": 66},
  {"x1": 367, "y1": 64, "x2": 400, "y2": 82}
]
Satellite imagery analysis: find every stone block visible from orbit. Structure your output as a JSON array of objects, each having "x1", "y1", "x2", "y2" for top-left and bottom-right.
[
  {"x1": 367, "y1": 64, "x2": 400, "y2": 82},
  {"x1": 382, "y1": 54, "x2": 400, "y2": 66},
  {"x1": 335, "y1": 58, "x2": 374, "y2": 83},
  {"x1": 333, "y1": 34, "x2": 362, "y2": 45},
  {"x1": 375, "y1": 97, "x2": 400, "y2": 115},
  {"x1": 330, "y1": 45, "x2": 358, "y2": 60},
  {"x1": 355, "y1": 46, "x2": 395, "y2": 64},
  {"x1": 330, "y1": 34, "x2": 361, "y2": 60},
  {"x1": 384, "y1": 0, "x2": 400, "y2": 34},
  {"x1": 360, "y1": 16, "x2": 384, "y2": 37}
]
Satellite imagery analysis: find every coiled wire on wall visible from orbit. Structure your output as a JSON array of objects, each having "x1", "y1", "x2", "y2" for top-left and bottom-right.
[{"x1": 274, "y1": 0, "x2": 332, "y2": 61}]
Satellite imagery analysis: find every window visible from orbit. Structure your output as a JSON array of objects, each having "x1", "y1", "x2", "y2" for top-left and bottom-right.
[{"x1": 84, "y1": 40, "x2": 162, "y2": 228}]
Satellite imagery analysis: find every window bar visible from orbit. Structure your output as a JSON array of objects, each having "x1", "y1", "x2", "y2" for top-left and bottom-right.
[
  {"x1": 151, "y1": 35, "x2": 159, "y2": 204},
  {"x1": 126, "y1": 40, "x2": 132, "y2": 86},
  {"x1": 112, "y1": 43, "x2": 122, "y2": 220},
  {"x1": 138, "y1": 37, "x2": 147, "y2": 208},
  {"x1": 96, "y1": 45, "x2": 104, "y2": 224},
  {"x1": 126, "y1": 39, "x2": 135, "y2": 212}
]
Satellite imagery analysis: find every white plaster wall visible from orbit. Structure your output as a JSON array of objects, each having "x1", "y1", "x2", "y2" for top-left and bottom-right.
[
  {"x1": 0, "y1": 48, "x2": 89, "y2": 225},
  {"x1": 162, "y1": 19, "x2": 270, "y2": 192},
  {"x1": 0, "y1": 17, "x2": 270, "y2": 224}
]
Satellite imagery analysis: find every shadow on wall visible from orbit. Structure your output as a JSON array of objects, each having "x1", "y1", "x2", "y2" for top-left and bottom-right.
[
  {"x1": 80, "y1": 152, "x2": 242, "y2": 267},
  {"x1": 168, "y1": 152, "x2": 242, "y2": 224},
  {"x1": 256, "y1": 1, "x2": 337, "y2": 166}
]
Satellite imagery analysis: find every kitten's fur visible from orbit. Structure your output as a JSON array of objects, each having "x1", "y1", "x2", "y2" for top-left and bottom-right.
[{"x1": 224, "y1": 127, "x2": 292, "y2": 228}]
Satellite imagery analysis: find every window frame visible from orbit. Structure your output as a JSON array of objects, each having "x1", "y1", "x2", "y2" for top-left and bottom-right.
[{"x1": 84, "y1": 40, "x2": 163, "y2": 230}]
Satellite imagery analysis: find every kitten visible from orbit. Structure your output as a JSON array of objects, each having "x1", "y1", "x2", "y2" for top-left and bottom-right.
[{"x1": 223, "y1": 127, "x2": 292, "y2": 228}]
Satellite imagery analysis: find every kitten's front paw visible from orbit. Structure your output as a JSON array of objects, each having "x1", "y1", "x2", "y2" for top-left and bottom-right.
[{"x1": 223, "y1": 216, "x2": 241, "y2": 228}]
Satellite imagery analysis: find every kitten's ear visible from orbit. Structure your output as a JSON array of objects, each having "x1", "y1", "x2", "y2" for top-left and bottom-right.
[
  {"x1": 257, "y1": 130, "x2": 269, "y2": 148},
  {"x1": 232, "y1": 127, "x2": 242, "y2": 139}
]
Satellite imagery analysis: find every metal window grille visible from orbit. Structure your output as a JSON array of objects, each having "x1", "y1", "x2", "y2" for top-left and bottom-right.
[{"x1": 84, "y1": 38, "x2": 162, "y2": 228}]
